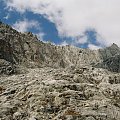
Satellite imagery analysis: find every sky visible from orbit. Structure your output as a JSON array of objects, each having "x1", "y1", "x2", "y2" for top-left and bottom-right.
[{"x1": 0, "y1": 0, "x2": 120, "y2": 49}]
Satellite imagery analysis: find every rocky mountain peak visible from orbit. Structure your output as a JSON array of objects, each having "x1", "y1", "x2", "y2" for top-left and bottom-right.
[
  {"x1": 0, "y1": 22, "x2": 120, "y2": 74},
  {"x1": 111, "y1": 43, "x2": 119, "y2": 48},
  {"x1": 107, "y1": 43, "x2": 120, "y2": 55}
]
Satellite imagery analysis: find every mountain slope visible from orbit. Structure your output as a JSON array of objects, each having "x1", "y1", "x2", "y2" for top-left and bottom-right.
[
  {"x1": 1, "y1": 22, "x2": 120, "y2": 73},
  {"x1": 0, "y1": 22, "x2": 120, "y2": 120}
]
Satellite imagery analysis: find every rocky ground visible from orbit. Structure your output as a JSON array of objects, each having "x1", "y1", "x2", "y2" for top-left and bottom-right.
[{"x1": 0, "y1": 65, "x2": 120, "y2": 120}]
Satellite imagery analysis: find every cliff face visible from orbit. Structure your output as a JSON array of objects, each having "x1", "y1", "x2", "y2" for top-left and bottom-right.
[
  {"x1": 1, "y1": 21, "x2": 120, "y2": 73},
  {"x1": 0, "y1": 22, "x2": 120, "y2": 120}
]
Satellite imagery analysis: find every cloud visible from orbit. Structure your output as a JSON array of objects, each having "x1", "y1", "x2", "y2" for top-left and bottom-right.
[
  {"x1": 75, "y1": 35, "x2": 88, "y2": 44},
  {"x1": 88, "y1": 44, "x2": 101, "y2": 50},
  {"x1": 12, "y1": 19, "x2": 45, "y2": 41},
  {"x1": 60, "y1": 41, "x2": 69, "y2": 46},
  {"x1": 12, "y1": 19, "x2": 40, "y2": 32},
  {"x1": 36, "y1": 32, "x2": 45, "y2": 41},
  {"x1": 5, "y1": 0, "x2": 120, "y2": 47},
  {"x1": 4, "y1": 13, "x2": 10, "y2": 20},
  {"x1": 64, "y1": 35, "x2": 88, "y2": 46}
]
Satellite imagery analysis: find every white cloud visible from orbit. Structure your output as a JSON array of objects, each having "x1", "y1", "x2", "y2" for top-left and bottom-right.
[
  {"x1": 5, "y1": 0, "x2": 120, "y2": 47},
  {"x1": 13, "y1": 19, "x2": 40, "y2": 32},
  {"x1": 88, "y1": 44, "x2": 101, "y2": 50},
  {"x1": 75, "y1": 35, "x2": 88, "y2": 44},
  {"x1": 4, "y1": 13, "x2": 10, "y2": 20},
  {"x1": 60, "y1": 41, "x2": 69, "y2": 46},
  {"x1": 36, "y1": 32, "x2": 45, "y2": 41},
  {"x1": 12, "y1": 19, "x2": 45, "y2": 41}
]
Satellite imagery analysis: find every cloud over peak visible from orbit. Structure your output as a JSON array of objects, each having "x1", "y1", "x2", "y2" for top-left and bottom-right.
[
  {"x1": 13, "y1": 19, "x2": 40, "y2": 32},
  {"x1": 5, "y1": 0, "x2": 120, "y2": 47},
  {"x1": 12, "y1": 19, "x2": 45, "y2": 41}
]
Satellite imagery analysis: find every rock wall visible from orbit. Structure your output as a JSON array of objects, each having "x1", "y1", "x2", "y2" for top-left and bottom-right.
[{"x1": 1, "y1": 22, "x2": 120, "y2": 73}]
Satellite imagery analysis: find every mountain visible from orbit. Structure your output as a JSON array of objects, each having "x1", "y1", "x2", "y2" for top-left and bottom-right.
[
  {"x1": 0, "y1": 22, "x2": 120, "y2": 120},
  {"x1": 1, "y1": 22, "x2": 120, "y2": 74}
]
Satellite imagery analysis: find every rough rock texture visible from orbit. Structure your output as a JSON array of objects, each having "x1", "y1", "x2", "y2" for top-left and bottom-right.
[
  {"x1": 96, "y1": 43, "x2": 120, "y2": 72},
  {"x1": 0, "y1": 67, "x2": 120, "y2": 120},
  {"x1": 1, "y1": 21, "x2": 120, "y2": 72},
  {"x1": 0, "y1": 22, "x2": 120, "y2": 120}
]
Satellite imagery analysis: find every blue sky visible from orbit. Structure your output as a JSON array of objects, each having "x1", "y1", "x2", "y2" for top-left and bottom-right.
[
  {"x1": 0, "y1": 1, "x2": 62, "y2": 44},
  {"x1": 0, "y1": 0, "x2": 120, "y2": 49}
]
